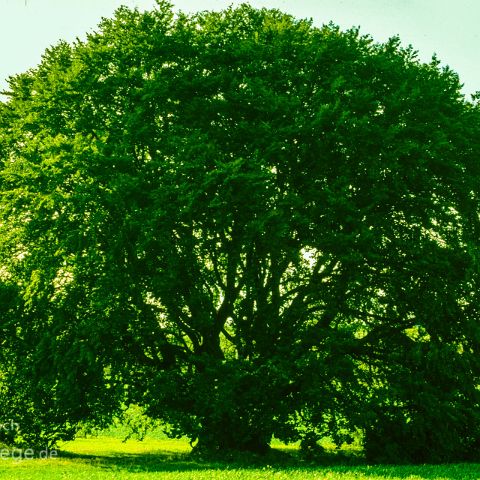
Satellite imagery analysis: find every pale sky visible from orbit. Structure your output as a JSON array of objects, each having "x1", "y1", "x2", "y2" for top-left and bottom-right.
[{"x1": 0, "y1": 0, "x2": 479, "y2": 97}]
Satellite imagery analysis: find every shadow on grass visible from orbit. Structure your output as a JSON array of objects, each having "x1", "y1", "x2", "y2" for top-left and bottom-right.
[{"x1": 57, "y1": 447, "x2": 480, "y2": 479}]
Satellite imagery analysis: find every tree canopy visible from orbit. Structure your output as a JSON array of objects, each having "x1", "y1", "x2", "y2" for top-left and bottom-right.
[{"x1": 0, "y1": 1, "x2": 479, "y2": 462}]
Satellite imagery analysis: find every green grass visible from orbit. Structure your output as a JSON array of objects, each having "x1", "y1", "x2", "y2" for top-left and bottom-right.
[{"x1": 0, "y1": 435, "x2": 477, "y2": 479}]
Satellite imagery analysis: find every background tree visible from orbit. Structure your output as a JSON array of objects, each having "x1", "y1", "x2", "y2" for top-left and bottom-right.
[{"x1": 0, "y1": 1, "x2": 479, "y2": 461}]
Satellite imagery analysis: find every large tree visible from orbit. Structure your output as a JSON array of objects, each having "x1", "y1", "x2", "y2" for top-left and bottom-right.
[{"x1": 0, "y1": 1, "x2": 479, "y2": 462}]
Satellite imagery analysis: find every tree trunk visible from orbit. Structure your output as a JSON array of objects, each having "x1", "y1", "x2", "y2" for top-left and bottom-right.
[{"x1": 193, "y1": 414, "x2": 271, "y2": 455}]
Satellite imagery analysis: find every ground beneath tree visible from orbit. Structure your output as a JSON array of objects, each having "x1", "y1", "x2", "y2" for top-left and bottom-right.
[{"x1": 0, "y1": 436, "x2": 475, "y2": 480}]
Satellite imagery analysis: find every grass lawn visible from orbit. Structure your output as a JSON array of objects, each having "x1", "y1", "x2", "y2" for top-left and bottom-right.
[{"x1": 0, "y1": 435, "x2": 477, "y2": 479}]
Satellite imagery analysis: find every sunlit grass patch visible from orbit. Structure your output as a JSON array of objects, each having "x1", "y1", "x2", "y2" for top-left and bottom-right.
[
  {"x1": 0, "y1": 434, "x2": 477, "y2": 479},
  {"x1": 60, "y1": 435, "x2": 191, "y2": 456}
]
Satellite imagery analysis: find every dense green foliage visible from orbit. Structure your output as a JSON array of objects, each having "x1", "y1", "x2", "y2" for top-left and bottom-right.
[{"x1": 0, "y1": 1, "x2": 479, "y2": 462}]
